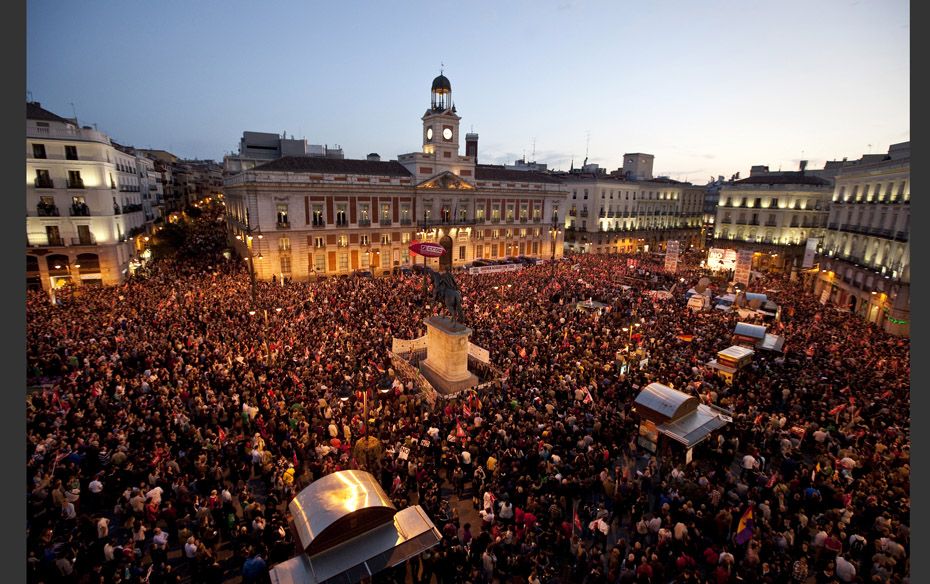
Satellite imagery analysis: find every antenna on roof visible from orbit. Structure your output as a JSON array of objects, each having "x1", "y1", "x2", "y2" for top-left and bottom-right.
[
  {"x1": 69, "y1": 102, "x2": 78, "y2": 124},
  {"x1": 585, "y1": 131, "x2": 590, "y2": 160}
]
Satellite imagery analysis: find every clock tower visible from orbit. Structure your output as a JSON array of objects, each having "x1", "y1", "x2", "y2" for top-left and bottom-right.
[
  {"x1": 398, "y1": 73, "x2": 476, "y2": 184},
  {"x1": 422, "y1": 73, "x2": 461, "y2": 159}
]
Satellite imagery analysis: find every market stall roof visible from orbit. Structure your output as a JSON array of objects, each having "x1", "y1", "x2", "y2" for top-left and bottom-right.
[
  {"x1": 718, "y1": 345, "x2": 755, "y2": 361},
  {"x1": 760, "y1": 333, "x2": 785, "y2": 352},
  {"x1": 289, "y1": 470, "x2": 396, "y2": 556},
  {"x1": 270, "y1": 505, "x2": 441, "y2": 584},
  {"x1": 745, "y1": 292, "x2": 768, "y2": 303},
  {"x1": 706, "y1": 359, "x2": 737, "y2": 374},
  {"x1": 633, "y1": 383, "x2": 699, "y2": 424},
  {"x1": 657, "y1": 404, "x2": 731, "y2": 448},
  {"x1": 734, "y1": 322, "x2": 767, "y2": 340}
]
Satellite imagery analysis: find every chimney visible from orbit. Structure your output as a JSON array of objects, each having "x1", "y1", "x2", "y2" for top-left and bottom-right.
[
  {"x1": 366, "y1": 153, "x2": 381, "y2": 162},
  {"x1": 465, "y1": 132, "x2": 478, "y2": 161}
]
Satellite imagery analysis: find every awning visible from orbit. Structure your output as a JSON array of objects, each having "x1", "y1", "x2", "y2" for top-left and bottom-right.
[
  {"x1": 717, "y1": 345, "x2": 755, "y2": 361},
  {"x1": 633, "y1": 383, "x2": 699, "y2": 423},
  {"x1": 706, "y1": 359, "x2": 737, "y2": 374},
  {"x1": 656, "y1": 404, "x2": 730, "y2": 448},
  {"x1": 270, "y1": 506, "x2": 441, "y2": 584}
]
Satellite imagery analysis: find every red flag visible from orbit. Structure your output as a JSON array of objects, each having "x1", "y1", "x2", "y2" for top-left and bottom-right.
[
  {"x1": 456, "y1": 421, "x2": 466, "y2": 438},
  {"x1": 828, "y1": 404, "x2": 846, "y2": 416},
  {"x1": 218, "y1": 428, "x2": 226, "y2": 443},
  {"x1": 293, "y1": 451, "x2": 298, "y2": 468},
  {"x1": 572, "y1": 500, "x2": 582, "y2": 536}
]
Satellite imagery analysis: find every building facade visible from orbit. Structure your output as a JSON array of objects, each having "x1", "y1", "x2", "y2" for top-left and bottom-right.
[
  {"x1": 558, "y1": 172, "x2": 704, "y2": 255},
  {"x1": 713, "y1": 168, "x2": 833, "y2": 272},
  {"x1": 812, "y1": 142, "x2": 910, "y2": 336},
  {"x1": 223, "y1": 75, "x2": 566, "y2": 281},
  {"x1": 26, "y1": 102, "x2": 152, "y2": 291}
]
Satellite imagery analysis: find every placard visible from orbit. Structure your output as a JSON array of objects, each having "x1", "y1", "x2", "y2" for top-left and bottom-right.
[
  {"x1": 468, "y1": 343, "x2": 490, "y2": 364},
  {"x1": 392, "y1": 336, "x2": 428, "y2": 354},
  {"x1": 467, "y1": 263, "x2": 524, "y2": 275},
  {"x1": 398, "y1": 446, "x2": 410, "y2": 460},
  {"x1": 707, "y1": 248, "x2": 738, "y2": 271}
]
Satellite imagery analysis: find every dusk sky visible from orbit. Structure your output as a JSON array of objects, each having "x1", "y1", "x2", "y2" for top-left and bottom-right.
[{"x1": 27, "y1": 0, "x2": 909, "y2": 182}]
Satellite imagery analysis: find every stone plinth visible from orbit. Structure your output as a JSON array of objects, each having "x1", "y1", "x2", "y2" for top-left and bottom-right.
[{"x1": 419, "y1": 316, "x2": 479, "y2": 395}]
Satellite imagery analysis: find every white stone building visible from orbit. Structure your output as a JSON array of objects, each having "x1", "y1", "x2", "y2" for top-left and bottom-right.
[
  {"x1": 26, "y1": 102, "x2": 151, "y2": 291},
  {"x1": 813, "y1": 142, "x2": 910, "y2": 336}
]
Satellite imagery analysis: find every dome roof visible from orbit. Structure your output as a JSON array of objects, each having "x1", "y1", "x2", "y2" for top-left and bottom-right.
[{"x1": 431, "y1": 74, "x2": 451, "y2": 93}]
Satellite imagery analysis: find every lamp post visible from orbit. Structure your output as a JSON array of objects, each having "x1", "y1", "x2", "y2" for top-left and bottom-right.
[{"x1": 236, "y1": 225, "x2": 263, "y2": 308}]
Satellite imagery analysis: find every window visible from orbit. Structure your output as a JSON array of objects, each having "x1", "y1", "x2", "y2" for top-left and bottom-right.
[
  {"x1": 335, "y1": 204, "x2": 347, "y2": 226},
  {"x1": 312, "y1": 205, "x2": 325, "y2": 227},
  {"x1": 360, "y1": 234, "x2": 370, "y2": 246},
  {"x1": 505, "y1": 204, "x2": 515, "y2": 222},
  {"x1": 32, "y1": 144, "x2": 46, "y2": 159},
  {"x1": 337, "y1": 235, "x2": 348, "y2": 247},
  {"x1": 314, "y1": 254, "x2": 325, "y2": 272},
  {"x1": 276, "y1": 204, "x2": 289, "y2": 227},
  {"x1": 380, "y1": 203, "x2": 391, "y2": 224},
  {"x1": 65, "y1": 145, "x2": 78, "y2": 160},
  {"x1": 583, "y1": 189, "x2": 588, "y2": 200},
  {"x1": 380, "y1": 233, "x2": 391, "y2": 245},
  {"x1": 532, "y1": 205, "x2": 541, "y2": 220},
  {"x1": 770, "y1": 197, "x2": 779, "y2": 208},
  {"x1": 519, "y1": 203, "x2": 528, "y2": 220},
  {"x1": 520, "y1": 228, "x2": 527, "y2": 238},
  {"x1": 34, "y1": 169, "x2": 52, "y2": 188},
  {"x1": 400, "y1": 203, "x2": 411, "y2": 223},
  {"x1": 458, "y1": 206, "x2": 468, "y2": 222},
  {"x1": 491, "y1": 204, "x2": 500, "y2": 222},
  {"x1": 601, "y1": 190, "x2": 606, "y2": 199},
  {"x1": 338, "y1": 253, "x2": 348, "y2": 271},
  {"x1": 401, "y1": 232, "x2": 411, "y2": 244},
  {"x1": 279, "y1": 237, "x2": 291, "y2": 251},
  {"x1": 280, "y1": 255, "x2": 291, "y2": 275},
  {"x1": 476, "y1": 206, "x2": 485, "y2": 221},
  {"x1": 492, "y1": 229, "x2": 500, "y2": 239},
  {"x1": 359, "y1": 203, "x2": 370, "y2": 224},
  {"x1": 897, "y1": 181, "x2": 906, "y2": 198},
  {"x1": 458, "y1": 246, "x2": 465, "y2": 260},
  {"x1": 67, "y1": 170, "x2": 83, "y2": 188},
  {"x1": 572, "y1": 190, "x2": 577, "y2": 200}
]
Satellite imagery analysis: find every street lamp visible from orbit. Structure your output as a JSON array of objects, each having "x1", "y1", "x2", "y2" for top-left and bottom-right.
[{"x1": 549, "y1": 218, "x2": 561, "y2": 275}]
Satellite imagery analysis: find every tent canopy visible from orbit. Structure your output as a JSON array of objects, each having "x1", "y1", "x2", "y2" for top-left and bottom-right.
[
  {"x1": 733, "y1": 322, "x2": 766, "y2": 340},
  {"x1": 657, "y1": 404, "x2": 731, "y2": 448}
]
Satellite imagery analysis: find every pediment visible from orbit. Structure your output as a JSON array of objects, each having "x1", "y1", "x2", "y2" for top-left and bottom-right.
[{"x1": 416, "y1": 171, "x2": 475, "y2": 190}]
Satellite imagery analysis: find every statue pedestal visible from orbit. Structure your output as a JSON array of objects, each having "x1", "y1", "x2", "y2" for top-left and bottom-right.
[{"x1": 419, "y1": 316, "x2": 479, "y2": 395}]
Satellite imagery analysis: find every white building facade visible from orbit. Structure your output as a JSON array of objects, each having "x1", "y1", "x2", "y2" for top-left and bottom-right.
[
  {"x1": 27, "y1": 103, "x2": 153, "y2": 291},
  {"x1": 813, "y1": 142, "x2": 910, "y2": 336}
]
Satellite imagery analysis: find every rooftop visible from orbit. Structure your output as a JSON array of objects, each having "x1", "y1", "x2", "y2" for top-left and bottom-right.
[
  {"x1": 731, "y1": 172, "x2": 831, "y2": 186},
  {"x1": 474, "y1": 165, "x2": 562, "y2": 184},
  {"x1": 252, "y1": 156, "x2": 412, "y2": 177},
  {"x1": 26, "y1": 102, "x2": 74, "y2": 125}
]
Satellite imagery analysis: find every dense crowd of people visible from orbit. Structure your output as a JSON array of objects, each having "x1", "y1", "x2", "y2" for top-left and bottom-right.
[{"x1": 26, "y1": 202, "x2": 909, "y2": 583}]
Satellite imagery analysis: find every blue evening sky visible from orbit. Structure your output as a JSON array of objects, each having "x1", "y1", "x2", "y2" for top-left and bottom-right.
[{"x1": 27, "y1": 0, "x2": 909, "y2": 181}]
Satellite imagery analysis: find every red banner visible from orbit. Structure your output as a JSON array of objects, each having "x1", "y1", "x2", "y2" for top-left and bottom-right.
[{"x1": 409, "y1": 241, "x2": 446, "y2": 257}]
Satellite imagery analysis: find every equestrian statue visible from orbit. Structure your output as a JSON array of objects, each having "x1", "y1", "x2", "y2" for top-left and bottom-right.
[{"x1": 426, "y1": 267, "x2": 464, "y2": 324}]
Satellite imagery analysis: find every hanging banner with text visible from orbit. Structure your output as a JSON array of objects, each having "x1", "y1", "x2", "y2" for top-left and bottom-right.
[
  {"x1": 467, "y1": 263, "x2": 524, "y2": 275},
  {"x1": 467, "y1": 343, "x2": 490, "y2": 364},
  {"x1": 802, "y1": 237, "x2": 818, "y2": 268},
  {"x1": 707, "y1": 248, "x2": 738, "y2": 272},
  {"x1": 664, "y1": 240, "x2": 681, "y2": 273},
  {"x1": 734, "y1": 250, "x2": 754, "y2": 286},
  {"x1": 392, "y1": 335, "x2": 428, "y2": 355}
]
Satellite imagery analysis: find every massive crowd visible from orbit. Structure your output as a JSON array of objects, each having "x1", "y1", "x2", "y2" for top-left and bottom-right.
[{"x1": 26, "y1": 202, "x2": 909, "y2": 583}]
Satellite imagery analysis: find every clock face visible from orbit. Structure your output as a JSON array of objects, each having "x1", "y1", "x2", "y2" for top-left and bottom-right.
[
  {"x1": 426, "y1": 128, "x2": 433, "y2": 141},
  {"x1": 442, "y1": 127, "x2": 453, "y2": 141}
]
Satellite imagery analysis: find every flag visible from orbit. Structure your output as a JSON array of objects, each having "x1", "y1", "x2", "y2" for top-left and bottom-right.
[
  {"x1": 572, "y1": 500, "x2": 582, "y2": 536},
  {"x1": 828, "y1": 404, "x2": 846, "y2": 416},
  {"x1": 456, "y1": 421, "x2": 466, "y2": 438},
  {"x1": 734, "y1": 505, "x2": 753, "y2": 544},
  {"x1": 218, "y1": 428, "x2": 226, "y2": 444},
  {"x1": 676, "y1": 334, "x2": 694, "y2": 342},
  {"x1": 462, "y1": 404, "x2": 472, "y2": 418},
  {"x1": 583, "y1": 388, "x2": 594, "y2": 405}
]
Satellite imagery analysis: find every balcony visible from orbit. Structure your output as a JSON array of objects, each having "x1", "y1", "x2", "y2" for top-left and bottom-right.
[
  {"x1": 519, "y1": 217, "x2": 528, "y2": 223},
  {"x1": 568, "y1": 210, "x2": 577, "y2": 217},
  {"x1": 358, "y1": 219, "x2": 371, "y2": 227},
  {"x1": 113, "y1": 206, "x2": 121, "y2": 215},
  {"x1": 490, "y1": 217, "x2": 501, "y2": 223},
  {"x1": 277, "y1": 221, "x2": 291, "y2": 229},
  {"x1": 66, "y1": 178, "x2": 85, "y2": 189},
  {"x1": 36, "y1": 204, "x2": 60, "y2": 217},
  {"x1": 827, "y1": 222, "x2": 838, "y2": 229},
  {"x1": 27, "y1": 124, "x2": 111, "y2": 145},
  {"x1": 34, "y1": 177, "x2": 54, "y2": 189},
  {"x1": 44, "y1": 236, "x2": 65, "y2": 247},
  {"x1": 400, "y1": 218, "x2": 412, "y2": 226},
  {"x1": 70, "y1": 204, "x2": 90, "y2": 217},
  {"x1": 379, "y1": 219, "x2": 392, "y2": 226},
  {"x1": 71, "y1": 235, "x2": 97, "y2": 246},
  {"x1": 312, "y1": 220, "x2": 326, "y2": 228},
  {"x1": 895, "y1": 231, "x2": 908, "y2": 242},
  {"x1": 123, "y1": 203, "x2": 143, "y2": 213},
  {"x1": 579, "y1": 211, "x2": 589, "y2": 218}
]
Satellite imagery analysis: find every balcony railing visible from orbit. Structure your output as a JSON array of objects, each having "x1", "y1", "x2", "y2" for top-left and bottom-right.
[
  {"x1": 36, "y1": 204, "x2": 60, "y2": 217},
  {"x1": 71, "y1": 235, "x2": 97, "y2": 245},
  {"x1": 895, "y1": 231, "x2": 908, "y2": 241},
  {"x1": 123, "y1": 203, "x2": 143, "y2": 213},
  {"x1": 34, "y1": 178, "x2": 54, "y2": 189},
  {"x1": 46, "y1": 236, "x2": 64, "y2": 246},
  {"x1": 379, "y1": 219, "x2": 392, "y2": 226},
  {"x1": 277, "y1": 221, "x2": 291, "y2": 229},
  {"x1": 312, "y1": 219, "x2": 326, "y2": 227},
  {"x1": 400, "y1": 219, "x2": 412, "y2": 226},
  {"x1": 579, "y1": 211, "x2": 589, "y2": 218},
  {"x1": 67, "y1": 178, "x2": 85, "y2": 189},
  {"x1": 358, "y1": 219, "x2": 371, "y2": 227}
]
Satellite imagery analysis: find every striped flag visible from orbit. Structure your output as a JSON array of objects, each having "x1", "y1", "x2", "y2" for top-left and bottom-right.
[
  {"x1": 676, "y1": 334, "x2": 694, "y2": 342},
  {"x1": 572, "y1": 499, "x2": 582, "y2": 536},
  {"x1": 734, "y1": 505, "x2": 754, "y2": 544}
]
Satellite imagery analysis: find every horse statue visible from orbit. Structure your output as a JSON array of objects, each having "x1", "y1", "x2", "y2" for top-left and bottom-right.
[{"x1": 426, "y1": 268, "x2": 464, "y2": 324}]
